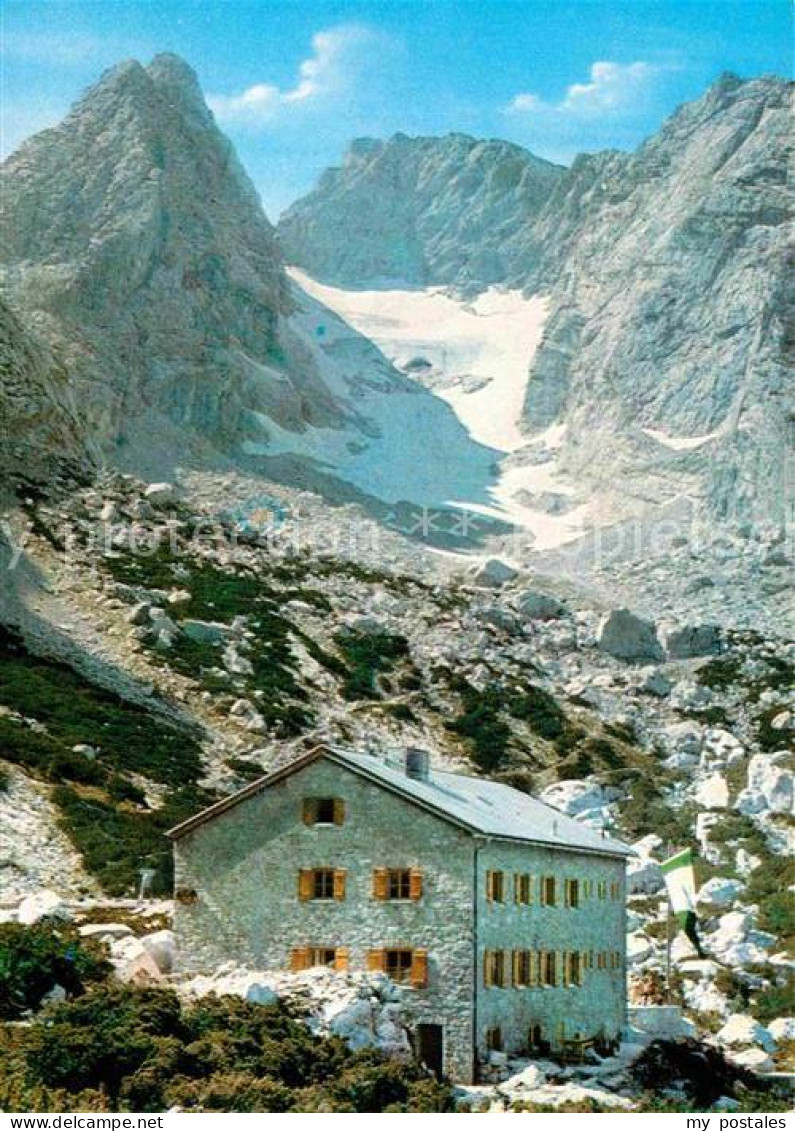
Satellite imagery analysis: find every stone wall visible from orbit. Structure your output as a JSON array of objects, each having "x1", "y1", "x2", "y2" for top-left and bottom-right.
[
  {"x1": 172, "y1": 757, "x2": 476, "y2": 1079},
  {"x1": 476, "y1": 839, "x2": 626, "y2": 1064}
]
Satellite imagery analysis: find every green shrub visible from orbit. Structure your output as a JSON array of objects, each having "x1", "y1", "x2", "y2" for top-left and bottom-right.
[
  {"x1": 335, "y1": 632, "x2": 411, "y2": 700},
  {"x1": 508, "y1": 685, "x2": 565, "y2": 740},
  {"x1": 0, "y1": 922, "x2": 110, "y2": 1020},
  {"x1": 0, "y1": 627, "x2": 203, "y2": 787},
  {"x1": 10, "y1": 984, "x2": 455, "y2": 1113}
]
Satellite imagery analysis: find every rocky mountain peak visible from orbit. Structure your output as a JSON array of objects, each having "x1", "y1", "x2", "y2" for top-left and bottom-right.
[{"x1": 278, "y1": 132, "x2": 564, "y2": 288}]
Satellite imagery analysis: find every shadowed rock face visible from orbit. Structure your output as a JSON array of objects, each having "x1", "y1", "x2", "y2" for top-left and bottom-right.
[
  {"x1": 278, "y1": 133, "x2": 564, "y2": 289},
  {"x1": 0, "y1": 296, "x2": 91, "y2": 486},
  {"x1": 518, "y1": 74, "x2": 791, "y2": 527},
  {"x1": 280, "y1": 74, "x2": 791, "y2": 527},
  {"x1": 0, "y1": 54, "x2": 343, "y2": 464}
]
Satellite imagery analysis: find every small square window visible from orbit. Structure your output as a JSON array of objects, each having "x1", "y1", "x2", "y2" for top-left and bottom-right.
[
  {"x1": 388, "y1": 869, "x2": 412, "y2": 900},
  {"x1": 313, "y1": 868, "x2": 335, "y2": 899},
  {"x1": 485, "y1": 1026, "x2": 503, "y2": 1052},
  {"x1": 384, "y1": 949, "x2": 413, "y2": 983}
]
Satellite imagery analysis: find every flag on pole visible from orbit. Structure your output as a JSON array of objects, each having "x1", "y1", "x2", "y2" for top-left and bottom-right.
[{"x1": 661, "y1": 848, "x2": 704, "y2": 956}]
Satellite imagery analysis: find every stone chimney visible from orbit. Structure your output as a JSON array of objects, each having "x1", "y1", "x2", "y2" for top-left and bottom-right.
[{"x1": 405, "y1": 747, "x2": 430, "y2": 782}]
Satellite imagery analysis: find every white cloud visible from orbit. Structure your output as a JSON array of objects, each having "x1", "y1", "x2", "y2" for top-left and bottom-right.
[
  {"x1": 505, "y1": 60, "x2": 670, "y2": 120},
  {"x1": 208, "y1": 24, "x2": 383, "y2": 128}
]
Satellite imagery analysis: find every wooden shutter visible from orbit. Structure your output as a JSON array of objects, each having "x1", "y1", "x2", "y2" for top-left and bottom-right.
[
  {"x1": 513, "y1": 873, "x2": 521, "y2": 903},
  {"x1": 334, "y1": 947, "x2": 349, "y2": 972},
  {"x1": 410, "y1": 948, "x2": 429, "y2": 989},
  {"x1": 298, "y1": 868, "x2": 313, "y2": 901},
  {"x1": 333, "y1": 798, "x2": 345, "y2": 825},
  {"x1": 302, "y1": 799, "x2": 316, "y2": 826},
  {"x1": 290, "y1": 946, "x2": 311, "y2": 972},
  {"x1": 409, "y1": 868, "x2": 423, "y2": 900},
  {"x1": 367, "y1": 948, "x2": 386, "y2": 972},
  {"x1": 564, "y1": 952, "x2": 571, "y2": 986},
  {"x1": 512, "y1": 950, "x2": 522, "y2": 988},
  {"x1": 372, "y1": 867, "x2": 388, "y2": 900},
  {"x1": 333, "y1": 869, "x2": 346, "y2": 901},
  {"x1": 529, "y1": 950, "x2": 538, "y2": 987},
  {"x1": 483, "y1": 951, "x2": 493, "y2": 987}
]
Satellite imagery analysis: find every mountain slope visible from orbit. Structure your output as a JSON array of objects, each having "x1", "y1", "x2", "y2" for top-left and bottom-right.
[
  {"x1": 0, "y1": 296, "x2": 92, "y2": 487},
  {"x1": 278, "y1": 133, "x2": 563, "y2": 289},
  {"x1": 278, "y1": 75, "x2": 791, "y2": 528},
  {"x1": 518, "y1": 73, "x2": 791, "y2": 526},
  {"x1": 0, "y1": 56, "x2": 499, "y2": 512}
]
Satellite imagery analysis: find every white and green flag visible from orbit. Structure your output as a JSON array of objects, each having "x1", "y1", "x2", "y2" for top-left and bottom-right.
[{"x1": 661, "y1": 848, "x2": 704, "y2": 956}]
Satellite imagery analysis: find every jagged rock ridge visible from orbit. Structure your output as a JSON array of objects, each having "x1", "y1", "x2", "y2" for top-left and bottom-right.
[
  {"x1": 0, "y1": 55, "x2": 354, "y2": 469},
  {"x1": 278, "y1": 133, "x2": 564, "y2": 289}
]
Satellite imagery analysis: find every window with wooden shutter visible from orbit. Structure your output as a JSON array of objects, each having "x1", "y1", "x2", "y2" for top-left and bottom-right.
[
  {"x1": 542, "y1": 951, "x2": 557, "y2": 987},
  {"x1": 298, "y1": 869, "x2": 313, "y2": 901},
  {"x1": 409, "y1": 867, "x2": 423, "y2": 901},
  {"x1": 333, "y1": 869, "x2": 346, "y2": 900},
  {"x1": 385, "y1": 949, "x2": 414, "y2": 984},
  {"x1": 372, "y1": 867, "x2": 389, "y2": 900},
  {"x1": 486, "y1": 870, "x2": 504, "y2": 903},
  {"x1": 302, "y1": 798, "x2": 344, "y2": 825},
  {"x1": 513, "y1": 949, "x2": 531, "y2": 987},
  {"x1": 290, "y1": 946, "x2": 311, "y2": 971},
  {"x1": 529, "y1": 950, "x2": 539, "y2": 987},
  {"x1": 514, "y1": 873, "x2": 531, "y2": 904},
  {"x1": 541, "y1": 876, "x2": 557, "y2": 906},
  {"x1": 565, "y1": 878, "x2": 580, "y2": 908},
  {"x1": 334, "y1": 947, "x2": 349, "y2": 972},
  {"x1": 367, "y1": 948, "x2": 386, "y2": 972},
  {"x1": 485, "y1": 1026, "x2": 503, "y2": 1052},
  {"x1": 484, "y1": 949, "x2": 506, "y2": 987},
  {"x1": 410, "y1": 948, "x2": 428, "y2": 989}
]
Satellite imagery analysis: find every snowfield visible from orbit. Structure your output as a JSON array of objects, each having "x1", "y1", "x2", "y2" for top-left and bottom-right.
[
  {"x1": 291, "y1": 269, "x2": 548, "y2": 452},
  {"x1": 282, "y1": 270, "x2": 591, "y2": 550}
]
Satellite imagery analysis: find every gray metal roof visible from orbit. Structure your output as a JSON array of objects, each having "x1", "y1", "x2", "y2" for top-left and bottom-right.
[
  {"x1": 168, "y1": 744, "x2": 633, "y2": 858},
  {"x1": 323, "y1": 747, "x2": 633, "y2": 858}
]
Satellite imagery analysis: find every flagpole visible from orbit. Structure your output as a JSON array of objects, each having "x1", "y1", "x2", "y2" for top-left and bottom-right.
[{"x1": 665, "y1": 841, "x2": 673, "y2": 1004}]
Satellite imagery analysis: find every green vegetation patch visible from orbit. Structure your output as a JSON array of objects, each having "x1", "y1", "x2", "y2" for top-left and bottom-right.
[
  {"x1": 1, "y1": 984, "x2": 455, "y2": 1112},
  {"x1": 0, "y1": 921, "x2": 110, "y2": 1021},
  {"x1": 0, "y1": 627, "x2": 202, "y2": 787},
  {"x1": 334, "y1": 631, "x2": 411, "y2": 700},
  {"x1": 53, "y1": 784, "x2": 217, "y2": 897}
]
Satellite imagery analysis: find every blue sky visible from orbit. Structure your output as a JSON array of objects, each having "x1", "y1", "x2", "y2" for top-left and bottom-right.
[{"x1": 2, "y1": 1, "x2": 790, "y2": 217}]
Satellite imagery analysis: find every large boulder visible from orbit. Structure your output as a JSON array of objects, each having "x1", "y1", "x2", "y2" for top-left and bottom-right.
[
  {"x1": 472, "y1": 559, "x2": 518, "y2": 588},
  {"x1": 182, "y1": 619, "x2": 233, "y2": 644},
  {"x1": 747, "y1": 754, "x2": 794, "y2": 814},
  {"x1": 597, "y1": 609, "x2": 663, "y2": 662},
  {"x1": 539, "y1": 779, "x2": 607, "y2": 818},
  {"x1": 663, "y1": 623, "x2": 722, "y2": 659},
  {"x1": 766, "y1": 1017, "x2": 795, "y2": 1043},
  {"x1": 716, "y1": 1014, "x2": 777, "y2": 1053},
  {"x1": 517, "y1": 590, "x2": 566, "y2": 621},
  {"x1": 109, "y1": 936, "x2": 163, "y2": 984},
  {"x1": 17, "y1": 889, "x2": 71, "y2": 925},
  {"x1": 697, "y1": 877, "x2": 744, "y2": 910},
  {"x1": 694, "y1": 773, "x2": 729, "y2": 810},
  {"x1": 141, "y1": 929, "x2": 175, "y2": 975}
]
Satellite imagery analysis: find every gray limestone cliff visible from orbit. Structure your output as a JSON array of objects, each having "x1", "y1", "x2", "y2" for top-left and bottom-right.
[{"x1": 278, "y1": 133, "x2": 563, "y2": 289}]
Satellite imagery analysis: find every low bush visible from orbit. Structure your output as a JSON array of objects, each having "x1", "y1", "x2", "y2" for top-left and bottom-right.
[
  {"x1": 2, "y1": 984, "x2": 454, "y2": 1113},
  {"x1": 0, "y1": 921, "x2": 110, "y2": 1021}
]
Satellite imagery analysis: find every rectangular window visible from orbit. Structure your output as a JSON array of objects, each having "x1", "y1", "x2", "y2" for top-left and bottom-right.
[
  {"x1": 302, "y1": 798, "x2": 345, "y2": 826},
  {"x1": 484, "y1": 949, "x2": 507, "y2": 988},
  {"x1": 610, "y1": 881, "x2": 620, "y2": 900},
  {"x1": 514, "y1": 873, "x2": 532, "y2": 904},
  {"x1": 485, "y1": 1026, "x2": 503, "y2": 1052},
  {"x1": 541, "y1": 950, "x2": 557, "y2": 987},
  {"x1": 486, "y1": 870, "x2": 505, "y2": 903},
  {"x1": 564, "y1": 951, "x2": 582, "y2": 987},
  {"x1": 597, "y1": 951, "x2": 607, "y2": 970},
  {"x1": 512, "y1": 949, "x2": 533, "y2": 987},
  {"x1": 298, "y1": 867, "x2": 346, "y2": 901},
  {"x1": 385, "y1": 948, "x2": 413, "y2": 983},
  {"x1": 290, "y1": 946, "x2": 348, "y2": 971},
  {"x1": 564, "y1": 879, "x2": 580, "y2": 908},
  {"x1": 598, "y1": 881, "x2": 607, "y2": 900},
  {"x1": 541, "y1": 876, "x2": 557, "y2": 906},
  {"x1": 388, "y1": 869, "x2": 411, "y2": 900},
  {"x1": 373, "y1": 867, "x2": 422, "y2": 901},
  {"x1": 367, "y1": 948, "x2": 428, "y2": 988}
]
